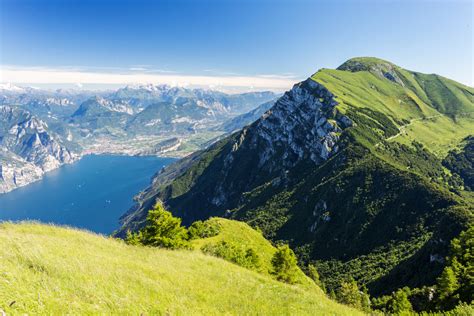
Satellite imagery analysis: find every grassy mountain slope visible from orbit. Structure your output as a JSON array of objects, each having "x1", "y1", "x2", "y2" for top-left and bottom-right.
[
  {"x1": 118, "y1": 57, "x2": 473, "y2": 296},
  {"x1": 190, "y1": 217, "x2": 312, "y2": 283},
  {"x1": 0, "y1": 222, "x2": 360, "y2": 315},
  {"x1": 318, "y1": 57, "x2": 474, "y2": 155},
  {"x1": 190, "y1": 218, "x2": 277, "y2": 271}
]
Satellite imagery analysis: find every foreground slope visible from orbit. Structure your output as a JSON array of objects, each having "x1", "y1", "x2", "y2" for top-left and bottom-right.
[
  {"x1": 118, "y1": 57, "x2": 473, "y2": 295},
  {"x1": 0, "y1": 222, "x2": 359, "y2": 315}
]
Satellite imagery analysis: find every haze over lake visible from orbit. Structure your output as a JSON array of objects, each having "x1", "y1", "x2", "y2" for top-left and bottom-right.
[{"x1": 0, "y1": 155, "x2": 174, "y2": 234}]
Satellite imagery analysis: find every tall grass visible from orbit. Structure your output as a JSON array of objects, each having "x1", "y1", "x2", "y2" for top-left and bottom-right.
[{"x1": 0, "y1": 222, "x2": 361, "y2": 315}]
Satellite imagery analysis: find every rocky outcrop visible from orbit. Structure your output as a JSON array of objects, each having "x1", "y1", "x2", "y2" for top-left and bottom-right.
[
  {"x1": 0, "y1": 153, "x2": 44, "y2": 193},
  {"x1": 236, "y1": 78, "x2": 347, "y2": 169},
  {"x1": 0, "y1": 106, "x2": 78, "y2": 193}
]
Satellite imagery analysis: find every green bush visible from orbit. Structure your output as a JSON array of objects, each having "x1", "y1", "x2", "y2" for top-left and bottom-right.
[
  {"x1": 270, "y1": 245, "x2": 299, "y2": 284},
  {"x1": 188, "y1": 220, "x2": 221, "y2": 239},
  {"x1": 201, "y1": 241, "x2": 261, "y2": 271}
]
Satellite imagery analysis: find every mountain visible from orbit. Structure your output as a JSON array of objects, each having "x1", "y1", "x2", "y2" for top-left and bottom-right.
[
  {"x1": 219, "y1": 100, "x2": 276, "y2": 133},
  {"x1": 125, "y1": 100, "x2": 225, "y2": 135},
  {"x1": 0, "y1": 86, "x2": 96, "y2": 120},
  {"x1": 118, "y1": 57, "x2": 474, "y2": 296},
  {"x1": 69, "y1": 96, "x2": 134, "y2": 138},
  {"x1": 0, "y1": 84, "x2": 276, "y2": 192},
  {"x1": 0, "y1": 85, "x2": 277, "y2": 190},
  {"x1": 0, "y1": 105, "x2": 78, "y2": 193},
  {"x1": 222, "y1": 91, "x2": 279, "y2": 114},
  {"x1": 0, "y1": 220, "x2": 361, "y2": 315},
  {"x1": 110, "y1": 84, "x2": 277, "y2": 115}
]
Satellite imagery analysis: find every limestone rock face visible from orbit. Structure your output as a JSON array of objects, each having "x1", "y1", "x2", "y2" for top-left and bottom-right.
[
  {"x1": 0, "y1": 106, "x2": 78, "y2": 193},
  {"x1": 208, "y1": 79, "x2": 350, "y2": 207},
  {"x1": 238, "y1": 78, "x2": 346, "y2": 169}
]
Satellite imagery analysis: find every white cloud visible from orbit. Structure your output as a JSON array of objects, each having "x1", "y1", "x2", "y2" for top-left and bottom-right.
[
  {"x1": 129, "y1": 67, "x2": 148, "y2": 71},
  {"x1": 0, "y1": 65, "x2": 299, "y2": 92}
]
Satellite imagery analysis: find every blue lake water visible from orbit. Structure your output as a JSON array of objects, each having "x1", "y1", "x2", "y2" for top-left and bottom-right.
[{"x1": 0, "y1": 155, "x2": 174, "y2": 235}]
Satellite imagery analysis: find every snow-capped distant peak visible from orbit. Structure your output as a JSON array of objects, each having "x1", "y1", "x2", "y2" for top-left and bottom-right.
[
  {"x1": 0, "y1": 83, "x2": 25, "y2": 92},
  {"x1": 124, "y1": 83, "x2": 171, "y2": 92}
]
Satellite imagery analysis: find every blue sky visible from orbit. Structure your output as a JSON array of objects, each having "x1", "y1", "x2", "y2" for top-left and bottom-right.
[{"x1": 0, "y1": 0, "x2": 472, "y2": 91}]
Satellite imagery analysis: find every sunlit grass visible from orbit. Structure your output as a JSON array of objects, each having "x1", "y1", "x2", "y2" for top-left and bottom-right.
[
  {"x1": 0, "y1": 222, "x2": 361, "y2": 315},
  {"x1": 312, "y1": 68, "x2": 473, "y2": 157}
]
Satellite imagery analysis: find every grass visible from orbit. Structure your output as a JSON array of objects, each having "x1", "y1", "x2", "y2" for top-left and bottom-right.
[
  {"x1": 190, "y1": 218, "x2": 312, "y2": 283},
  {"x1": 191, "y1": 218, "x2": 276, "y2": 268},
  {"x1": 312, "y1": 67, "x2": 474, "y2": 157},
  {"x1": 392, "y1": 114, "x2": 474, "y2": 156},
  {"x1": 0, "y1": 222, "x2": 362, "y2": 315}
]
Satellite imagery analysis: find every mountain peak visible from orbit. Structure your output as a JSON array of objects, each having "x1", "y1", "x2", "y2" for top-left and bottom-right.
[
  {"x1": 0, "y1": 83, "x2": 26, "y2": 92},
  {"x1": 337, "y1": 57, "x2": 404, "y2": 85},
  {"x1": 337, "y1": 57, "x2": 397, "y2": 72}
]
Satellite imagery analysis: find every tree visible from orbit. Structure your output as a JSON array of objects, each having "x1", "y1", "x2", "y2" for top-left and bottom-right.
[
  {"x1": 388, "y1": 289, "x2": 413, "y2": 314},
  {"x1": 130, "y1": 202, "x2": 189, "y2": 249},
  {"x1": 271, "y1": 245, "x2": 299, "y2": 284},
  {"x1": 337, "y1": 278, "x2": 362, "y2": 309},
  {"x1": 437, "y1": 267, "x2": 459, "y2": 300},
  {"x1": 448, "y1": 226, "x2": 473, "y2": 303},
  {"x1": 336, "y1": 278, "x2": 371, "y2": 311},
  {"x1": 434, "y1": 225, "x2": 473, "y2": 309}
]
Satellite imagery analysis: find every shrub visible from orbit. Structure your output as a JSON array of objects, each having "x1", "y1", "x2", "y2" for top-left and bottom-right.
[
  {"x1": 125, "y1": 230, "x2": 142, "y2": 246},
  {"x1": 270, "y1": 245, "x2": 299, "y2": 284},
  {"x1": 201, "y1": 241, "x2": 261, "y2": 271},
  {"x1": 188, "y1": 220, "x2": 221, "y2": 239}
]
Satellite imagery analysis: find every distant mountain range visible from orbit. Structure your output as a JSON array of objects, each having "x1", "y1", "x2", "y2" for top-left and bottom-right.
[
  {"x1": 118, "y1": 57, "x2": 473, "y2": 297},
  {"x1": 0, "y1": 84, "x2": 278, "y2": 192}
]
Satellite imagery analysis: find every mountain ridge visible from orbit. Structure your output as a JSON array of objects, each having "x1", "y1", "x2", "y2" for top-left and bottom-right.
[{"x1": 117, "y1": 57, "x2": 473, "y2": 296}]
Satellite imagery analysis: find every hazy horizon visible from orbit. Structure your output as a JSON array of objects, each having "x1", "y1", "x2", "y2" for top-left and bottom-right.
[{"x1": 1, "y1": 0, "x2": 473, "y2": 92}]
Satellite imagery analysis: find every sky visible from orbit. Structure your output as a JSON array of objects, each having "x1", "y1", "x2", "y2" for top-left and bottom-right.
[{"x1": 0, "y1": 0, "x2": 472, "y2": 92}]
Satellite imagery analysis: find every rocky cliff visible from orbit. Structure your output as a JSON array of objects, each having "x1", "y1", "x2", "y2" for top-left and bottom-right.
[{"x1": 0, "y1": 106, "x2": 78, "y2": 193}]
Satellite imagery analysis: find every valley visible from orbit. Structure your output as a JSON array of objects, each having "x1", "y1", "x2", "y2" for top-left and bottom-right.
[{"x1": 0, "y1": 84, "x2": 277, "y2": 193}]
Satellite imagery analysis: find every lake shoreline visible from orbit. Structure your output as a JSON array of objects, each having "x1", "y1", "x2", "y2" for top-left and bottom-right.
[{"x1": 0, "y1": 155, "x2": 175, "y2": 234}]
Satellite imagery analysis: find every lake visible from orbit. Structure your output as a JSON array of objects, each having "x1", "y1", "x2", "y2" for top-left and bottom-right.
[{"x1": 0, "y1": 155, "x2": 174, "y2": 235}]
